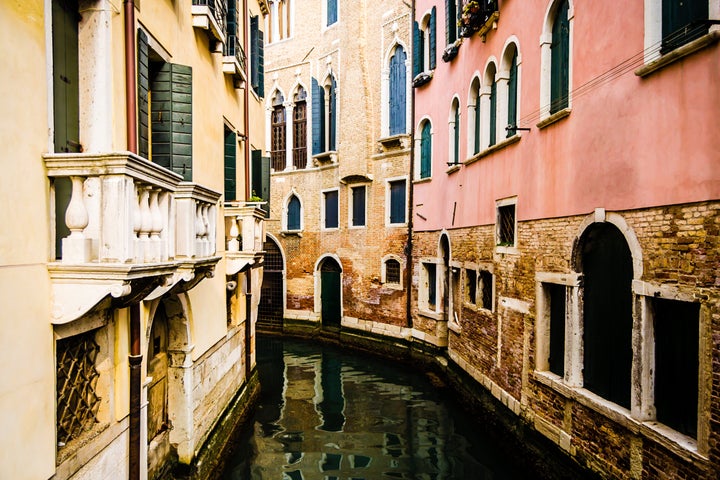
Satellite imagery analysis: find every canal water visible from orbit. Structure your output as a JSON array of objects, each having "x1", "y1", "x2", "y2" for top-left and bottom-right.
[{"x1": 219, "y1": 336, "x2": 592, "y2": 480}]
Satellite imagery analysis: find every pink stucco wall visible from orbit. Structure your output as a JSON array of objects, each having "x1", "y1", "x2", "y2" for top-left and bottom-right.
[{"x1": 413, "y1": 0, "x2": 720, "y2": 232}]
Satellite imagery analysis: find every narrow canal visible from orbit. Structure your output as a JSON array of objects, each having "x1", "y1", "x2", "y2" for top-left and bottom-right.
[{"x1": 219, "y1": 336, "x2": 595, "y2": 480}]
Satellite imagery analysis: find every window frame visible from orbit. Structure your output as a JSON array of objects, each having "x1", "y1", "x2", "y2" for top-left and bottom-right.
[
  {"x1": 292, "y1": 86, "x2": 308, "y2": 169},
  {"x1": 538, "y1": 0, "x2": 573, "y2": 124},
  {"x1": 448, "y1": 97, "x2": 460, "y2": 166},
  {"x1": 321, "y1": 188, "x2": 340, "y2": 231},
  {"x1": 381, "y1": 255, "x2": 404, "y2": 289},
  {"x1": 495, "y1": 196, "x2": 518, "y2": 252},
  {"x1": 284, "y1": 192, "x2": 303, "y2": 232},
  {"x1": 418, "y1": 258, "x2": 442, "y2": 317}
]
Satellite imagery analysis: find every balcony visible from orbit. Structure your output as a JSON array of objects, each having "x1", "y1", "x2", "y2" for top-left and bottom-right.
[
  {"x1": 44, "y1": 152, "x2": 221, "y2": 323},
  {"x1": 223, "y1": 34, "x2": 247, "y2": 88},
  {"x1": 192, "y1": 0, "x2": 227, "y2": 46},
  {"x1": 224, "y1": 202, "x2": 266, "y2": 276},
  {"x1": 458, "y1": 0, "x2": 499, "y2": 40}
]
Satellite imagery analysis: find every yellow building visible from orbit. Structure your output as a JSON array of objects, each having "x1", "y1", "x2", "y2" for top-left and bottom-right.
[{"x1": 0, "y1": 0, "x2": 267, "y2": 478}]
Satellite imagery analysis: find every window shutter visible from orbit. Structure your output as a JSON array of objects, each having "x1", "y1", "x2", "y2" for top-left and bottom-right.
[
  {"x1": 429, "y1": 7, "x2": 437, "y2": 70},
  {"x1": 420, "y1": 122, "x2": 432, "y2": 178},
  {"x1": 227, "y1": 0, "x2": 237, "y2": 37},
  {"x1": 251, "y1": 149, "x2": 270, "y2": 216},
  {"x1": 453, "y1": 107, "x2": 460, "y2": 163},
  {"x1": 413, "y1": 21, "x2": 423, "y2": 77},
  {"x1": 352, "y1": 186, "x2": 366, "y2": 226},
  {"x1": 445, "y1": 0, "x2": 457, "y2": 45},
  {"x1": 550, "y1": 0, "x2": 569, "y2": 114},
  {"x1": 489, "y1": 78, "x2": 497, "y2": 146},
  {"x1": 327, "y1": 0, "x2": 338, "y2": 26},
  {"x1": 137, "y1": 29, "x2": 150, "y2": 159},
  {"x1": 662, "y1": 0, "x2": 708, "y2": 51},
  {"x1": 474, "y1": 92, "x2": 481, "y2": 155},
  {"x1": 311, "y1": 77, "x2": 322, "y2": 155},
  {"x1": 389, "y1": 46, "x2": 407, "y2": 135},
  {"x1": 258, "y1": 27, "x2": 265, "y2": 97},
  {"x1": 52, "y1": 0, "x2": 80, "y2": 153},
  {"x1": 507, "y1": 50, "x2": 518, "y2": 137},
  {"x1": 390, "y1": 180, "x2": 406, "y2": 224},
  {"x1": 329, "y1": 77, "x2": 337, "y2": 151},
  {"x1": 224, "y1": 128, "x2": 237, "y2": 201},
  {"x1": 250, "y1": 15, "x2": 264, "y2": 97}
]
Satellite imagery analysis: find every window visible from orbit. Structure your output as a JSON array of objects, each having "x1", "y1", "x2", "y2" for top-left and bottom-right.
[
  {"x1": 323, "y1": 189, "x2": 339, "y2": 229},
  {"x1": 292, "y1": 87, "x2": 307, "y2": 169},
  {"x1": 389, "y1": 46, "x2": 408, "y2": 135},
  {"x1": 550, "y1": 0, "x2": 569, "y2": 114},
  {"x1": 446, "y1": 0, "x2": 459, "y2": 45},
  {"x1": 479, "y1": 269, "x2": 494, "y2": 311},
  {"x1": 384, "y1": 258, "x2": 401, "y2": 285},
  {"x1": 449, "y1": 99, "x2": 460, "y2": 165},
  {"x1": 425, "y1": 262, "x2": 437, "y2": 310},
  {"x1": 312, "y1": 76, "x2": 337, "y2": 154},
  {"x1": 251, "y1": 150, "x2": 270, "y2": 215},
  {"x1": 224, "y1": 125, "x2": 237, "y2": 201},
  {"x1": 546, "y1": 283, "x2": 566, "y2": 377},
  {"x1": 388, "y1": 179, "x2": 407, "y2": 225},
  {"x1": 267, "y1": 0, "x2": 292, "y2": 43},
  {"x1": 413, "y1": 7, "x2": 437, "y2": 78},
  {"x1": 224, "y1": 0, "x2": 243, "y2": 77},
  {"x1": 481, "y1": 63, "x2": 498, "y2": 149},
  {"x1": 505, "y1": 46, "x2": 519, "y2": 137},
  {"x1": 286, "y1": 194, "x2": 301, "y2": 231},
  {"x1": 489, "y1": 69, "x2": 497, "y2": 146},
  {"x1": 327, "y1": 0, "x2": 338, "y2": 26},
  {"x1": 418, "y1": 120, "x2": 432, "y2": 178},
  {"x1": 468, "y1": 77, "x2": 481, "y2": 156},
  {"x1": 661, "y1": 0, "x2": 709, "y2": 52},
  {"x1": 271, "y1": 91, "x2": 286, "y2": 171},
  {"x1": 138, "y1": 30, "x2": 193, "y2": 180},
  {"x1": 496, "y1": 199, "x2": 516, "y2": 247},
  {"x1": 52, "y1": 0, "x2": 80, "y2": 154},
  {"x1": 250, "y1": 15, "x2": 265, "y2": 98},
  {"x1": 465, "y1": 269, "x2": 477, "y2": 305},
  {"x1": 350, "y1": 186, "x2": 366, "y2": 227}
]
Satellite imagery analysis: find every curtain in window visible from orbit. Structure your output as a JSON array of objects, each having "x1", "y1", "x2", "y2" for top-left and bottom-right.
[{"x1": 389, "y1": 46, "x2": 407, "y2": 135}]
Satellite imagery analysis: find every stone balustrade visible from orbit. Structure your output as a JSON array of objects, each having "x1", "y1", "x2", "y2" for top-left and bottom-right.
[{"x1": 224, "y1": 202, "x2": 266, "y2": 275}]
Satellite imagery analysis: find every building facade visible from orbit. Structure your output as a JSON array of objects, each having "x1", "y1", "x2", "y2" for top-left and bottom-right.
[
  {"x1": 0, "y1": 0, "x2": 267, "y2": 478},
  {"x1": 411, "y1": 0, "x2": 720, "y2": 478},
  {"x1": 259, "y1": 0, "x2": 413, "y2": 340}
]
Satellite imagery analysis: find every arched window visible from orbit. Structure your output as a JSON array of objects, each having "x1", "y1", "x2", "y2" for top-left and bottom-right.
[
  {"x1": 488, "y1": 66, "x2": 498, "y2": 147},
  {"x1": 389, "y1": 46, "x2": 407, "y2": 135},
  {"x1": 506, "y1": 46, "x2": 519, "y2": 137},
  {"x1": 413, "y1": 7, "x2": 436, "y2": 77},
  {"x1": 449, "y1": 98, "x2": 460, "y2": 165},
  {"x1": 550, "y1": 0, "x2": 570, "y2": 114},
  {"x1": 419, "y1": 120, "x2": 432, "y2": 179},
  {"x1": 287, "y1": 194, "x2": 301, "y2": 231},
  {"x1": 292, "y1": 87, "x2": 307, "y2": 169},
  {"x1": 271, "y1": 91, "x2": 286, "y2": 171},
  {"x1": 468, "y1": 77, "x2": 481, "y2": 156}
]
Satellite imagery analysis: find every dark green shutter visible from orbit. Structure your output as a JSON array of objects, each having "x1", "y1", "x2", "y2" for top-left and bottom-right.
[
  {"x1": 224, "y1": 127, "x2": 237, "y2": 201},
  {"x1": 52, "y1": 0, "x2": 80, "y2": 153},
  {"x1": 389, "y1": 46, "x2": 407, "y2": 135},
  {"x1": 151, "y1": 63, "x2": 193, "y2": 180},
  {"x1": 445, "y1": 0, "x2": 457, "y2": 45},
  {"x1": 352, "y1": 186, "x2": 365, "y2": 226},
  {"x1": 662, "y1": 0, "x2": 708, "y2": 51},
  {"x1": 413, "y1": 21, "x2": 423, "y2": 77},
  {"x1": 474, "y1": 93, "x2": 481, "y2": 154},
  {"x1": 489, "y1": 78, "x2": 497, "y2": 146},
  {"x1": 227, "y1": 0, "x2": 237, "y2": 37},
  {"x1": 550, "y1": 0, "x2": 569, "y2": 114},
  {"x1": 329, "y1": 77, "x2": 337, "y2": 151},
  {"x1": 311, "y1": 77, "x2": 322, "y2": 155},
  {"x1": 429, "y1": 7, "x2": 437, "y2": 70},
  {"x1": 257, "y1": 27, "x2": 265, "y2": 97},
  {"x1": 250, "y1": 15, "x2": 264, "y2": 97},
  {"x1": 507, "y1": 50, "x2": 518, "y2": 138},
  {"x1": 325, "y1": 190, "x2": 338, "y2": 229},
  {"x1": 137, "y1": 29, "x2": 150, "y2": 158},
  {"x1": 420, "y1": 122, "x2": 432, "y2": 178},
  {"x1": 288, "y1": 195, "x2": 301, "y2": 230},
  {"x1": 251, "y1": 150, "x2": 270, "y2": 217},
  {"x1": 453, "y1": 107, "x2": 459, "y2": 163}
]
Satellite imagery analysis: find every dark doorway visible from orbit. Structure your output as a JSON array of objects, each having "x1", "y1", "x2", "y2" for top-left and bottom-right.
[
  {"x1": 439, "y1": 234, "x2": 450, "y2": 320},
  {"x1": 580, "y1": 222, "x2": 633, "y2": 409},
  {"x1": 258, "y1": 238, "x2": 284, "y2": 331},
  {"x1": 320, "y1": 257, "x2": 342, "y2": 328}
]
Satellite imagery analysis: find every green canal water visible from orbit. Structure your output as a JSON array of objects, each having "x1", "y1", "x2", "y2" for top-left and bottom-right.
[{"x1": 219, "y1": 336, "x2": 595, "y2": 480}]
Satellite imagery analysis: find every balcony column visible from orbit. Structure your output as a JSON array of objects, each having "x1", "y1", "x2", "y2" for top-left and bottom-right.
[
  {"x1": 479, "y1": 86, "x2": 491, "y2": 151},
  {"x1": 194, "y1": 203, "x2": 206, "y2": 258},
  {"x1": 137, "y1": 186, "x2": 153, "y2": 262},
  {"x1": 228, "y1": 216, "x2": 241, "y2": 252},
  {"x1": 149, "y1": 189, "x2": 164, "y2": 262},
  {"x1": 62, "y1": 176, "x2": 92, "y2": 263}
]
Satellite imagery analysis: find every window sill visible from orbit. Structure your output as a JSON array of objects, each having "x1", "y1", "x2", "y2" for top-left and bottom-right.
[
  {"x1": 382, "y1": 282, "x2": 404, "y2": 291},
  {"x1": 313, "y1": 151, "x2": 337, "y2": 164},
  {"x1": 378, "y1": 133, "x2": 410, "y2": 150},
  {"x1": 635, "y1": 30, "x2": 720, "y2": 77},
  {"x1": 532, "y1": 370, "x2": 707, "y2": 463},
  {"x1": 418, "y1": 308, "x2": 444, "y2": 321},
  {"x1": 464, "y1": 134, "x2": 521, "y2": 166},
  {"x1": 448, "y1": 318, "x2": 462, "y2": 334},
  {"x1": 413, "y1": 177, "x2": 432, "y2": 184},
  {"x1": 537, "y1": 108, "x2": 571, "y2": 129},
  {"x1": 280, "y1": 230, "x2": 302, "y2": 237},
  {"x1": 387, "y1": 222, "x2": 408, "y2": 228},
  {"x1": 495, "y1": 244, "x2": 519, "y2": 255},
  {"x1": 412, "y1": 71, "x2": 433, "y2": 88},
  {"x1": 446, "y1": 163, "x2": 462, "y2": 174}
]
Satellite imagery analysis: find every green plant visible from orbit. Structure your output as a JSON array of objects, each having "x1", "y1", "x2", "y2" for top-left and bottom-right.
[{"x1": 248, "y1": 190, "x2": 263, "y2": 202}]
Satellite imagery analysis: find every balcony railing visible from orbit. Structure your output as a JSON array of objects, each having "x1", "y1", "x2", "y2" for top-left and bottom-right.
[
  {"x1": 192, "y1": 0, "x2": 228, "y2": 45},
  {"x1": 44, "y1": 152, "x2": 222, "y2": 323},
  {"x1": 224, "y1": 202, "x2": 266, "y2": 275},
  {"x1": 223, "y1": 34, "x2": 248, "y2": 87}
]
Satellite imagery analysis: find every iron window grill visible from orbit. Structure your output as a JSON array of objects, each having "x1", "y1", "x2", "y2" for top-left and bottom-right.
[
  {"x1": 56, "y1": 330, "x2": 101, "y2": 447},
  {"x1": 386, "y1": 259, "x2": 401, "y2": 284},
  {"x1": 293, "y1": 97, "x2": 307, "y2": 169},
  {"x1": 192, "y1": 0, "x2": 228, "y2": 35},
  {"x1": 497, "y1": 204, "x2": 515, "y2": 246},
  {"x1": 271, "y1": 105, "x2": 286, "y2": 171}
]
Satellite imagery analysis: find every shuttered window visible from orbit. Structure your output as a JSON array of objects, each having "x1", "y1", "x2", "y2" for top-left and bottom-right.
[
  {"x1": 271, "y1": 91, "x2": 286, "y2": 171},
  {"x1": 452, "y1": 103, "x2": 460, "y2": 164},
  {"x1": 473, "y1": 88, "x2": 481, "y2": 155},
  {"x1": 389, "y1": 46, "x2": 407, "y2": 135},
  {"x1": 489, "y1": 76, "x2": 497, "y2": 147},
  {"x1": 351, "y1": 186, "x2": 366, "y2": 227},
  {"x1": 250, "y1": 15, "x2": 265, "y2": 97},
  {"x1": 324, "y1": 190, "x2": 339, "y2": 229},
  {"x1": 251, "y1": 149, "x2": 270, "y2": 216},
  {"x1": 507, "y1": 50, "x2": 518, "y2": 137},
  {"x1": 446, "y1": 0, "x2": 458, "y2": 45},
  {"x1": 662, "y1": 0, "x2": 708, "y2": 52},
  {"x1": 224, "y1": 126, "x2": 237, "y2": 201},
  {"x1": 389, "y1": 180, "x2": 406, "y2": 224},
  {"x1": 311, "y1": 77, "x2": 323, "y2": 155},
  {"x1": 328, "y1": 78, "x2": 337, "y2": 151},
  {"x1": 287, "y1": 195, "x2": 301, "y2": 231},
  {"x1": 420, "y1": 122, "x2": 432, "y2": 179},
  {"x1": 52, "y1": 0, "x2": 80, "y2": 154},
  {"x1": 429, "y1": 7, "x2": 437, "y2": 70},
  {"x1": 550, "y1": 0, "x2": 569, "y2": 114},
  {"x1": 412, "y1": 21, "x2": 424, "y2": 77},
  {"x1": 327, "y1": 0, "x2": 338, "y2": 26}
]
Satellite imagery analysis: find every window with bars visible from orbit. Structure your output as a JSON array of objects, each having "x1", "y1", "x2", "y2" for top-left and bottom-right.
[
  {"x1": 426, "y1": 263, "x2": 437, "y2": 310},
  {"x1": 497, "y1": 202, "x2": 516, "y2": 247},
  {"x1": 271, "y1": 92, "x2": 286, "y2": 171},
  {"x1": 293, "y1": 88, "x2": 307, "y2": 169},
  {"x1": 385, "y1": 259, "x2": 401, "y2": 284},
  {"x1": 56, "y1": 330, "x2": 101, "y2": 447}
]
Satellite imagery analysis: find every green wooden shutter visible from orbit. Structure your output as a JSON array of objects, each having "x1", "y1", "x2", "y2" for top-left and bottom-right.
[
  {"x1": 507, "y1": 50, "x2": 518, "y2": 138},
  {"x1": 224, "y1": 127, "x2": 237, "y2": 201},
  {"x1": 662, "y1": 0, "x2": 708, "y2": 51},
  {"x1": 250, "y1": 15, "x2": 264, "y2": 97},
  {"x1": 453, "y1": 106, "x2": 460, "y2": 164},
  {"x1": 52, "y1": 0, "x2": 80, "y2": 153},
  {"x1": 251, "y1": 150, "x2": 270, "y2": 216},
  {"x1": 429, "y1": 7, "x2": 437, "y2": 70},
  {"x1": 445, "y1": 0, "x2": 457, "y2": 45},
  {"x1": 311, "y1": 77, "x2": 322, "y2": 155},
  {"x1": 413, "y1": 21, "x2": 423, "y2": 77},
  {"x1": 474, "y1": 92, "x2": 481, "y2": 154},
  {"x1": 550, "y1": 0, "x2": 569, "y2": 114},
  {"x1": 137, "y1": 29, "x2": 150, "y2": 158},
  {"x1": 329, "y1": 77, "x2": 337, "y2": 151},
  {"x1": 489, "y1": 78, "x2": 497, "y2": 146},
  {"x1": 257, "y1": 27, "x2": 265, "y2": 97},
  {"x1": 420, "y1": 122, "x2": 432, "y2": 178},
  {"x1": 151, "y1": 63, "x2": 193, "y2": 180}
]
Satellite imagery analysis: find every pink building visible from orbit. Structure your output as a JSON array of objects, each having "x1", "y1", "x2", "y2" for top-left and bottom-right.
[{"x1": 411, "y1": 0, "x2": 720, "y2": 478}]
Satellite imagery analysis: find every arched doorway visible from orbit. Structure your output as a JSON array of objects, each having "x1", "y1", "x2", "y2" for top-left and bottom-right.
[
  {"x1": 319, "y1": 257, "x2": 342, "y2": 328},
  {"x1": 579, "y1": 222, "x2": 633, "y2": 409},
  {"x1": 147, "y1": 302, "x2": 169, "y2": 443},
  {"x1": 258, "y1": 237, "x2": 285, "y2": 330}
]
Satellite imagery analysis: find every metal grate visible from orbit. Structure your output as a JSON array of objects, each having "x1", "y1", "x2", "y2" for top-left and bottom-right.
[
  {"x1": 497, "y1": 204, "x2": 515, "y2": 246},
  {"x1": 56, "y1": 330, "x2": 100, "y2": 446},
  {"x1": 271, "y1": 105, "x2": 286, "y2": 171},
  {"x1": 258, "y1": 239, "x2": 284, "y2": 330},
  {"x1": 385, "y1": 259, "x2": 401, "y2": 284},
  {"x1": 293, "y1": 100, "x2": 307, "y2": 169}
]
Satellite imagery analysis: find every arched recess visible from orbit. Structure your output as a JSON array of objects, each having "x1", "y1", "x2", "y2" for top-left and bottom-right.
[
  {"x1": 315, "y1": 255, "x2": 343, "y2": 328},
  {"x1": 438, "y1": 232, "x2": 451, "y2": 320},
  {"x1": 258, "y1": 235, "x2": 286, "y2": 330}
]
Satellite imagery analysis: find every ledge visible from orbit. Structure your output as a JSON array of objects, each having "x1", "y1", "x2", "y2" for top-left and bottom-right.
[
  {"x1": 312, "y1": 150, "x2": 337, "y2": 164},
  {"x1": 464, "y1": 134, "x2": 521, "y2": 166},
  {"x1": 412, "y1": 177, "x2": 432, "y2": 184},
  {"x1": 635, "y1": 30, "x2": 720, "y2": 78},
  {"x1": 536, "y1": 108, "x2": 571, "y2": 129},
  {"x1": 446, "y1": 163, "x2": 461, "y2": 174},
  {"x1": 412, "y1": 71, "x2": 433, "y2": 88},
  {"x1": 378, "y1": 133, "x2": 410, "y2": 150}
]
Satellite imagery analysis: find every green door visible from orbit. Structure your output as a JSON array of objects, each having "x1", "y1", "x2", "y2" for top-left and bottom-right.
[{"x1": 320, "y1": 259, "x2": 342, "y2": 328}]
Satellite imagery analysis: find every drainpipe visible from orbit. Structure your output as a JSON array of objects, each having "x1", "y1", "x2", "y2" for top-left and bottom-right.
[
  {"x1": 124, "y1": 1, "x2": 141, "y2": 480},
  {"x1": 405, "y1": 0, "x2": 416, "y2": 329},
  {"x1": 243, "y1": 0, "x2": 251, "y2": 200}
]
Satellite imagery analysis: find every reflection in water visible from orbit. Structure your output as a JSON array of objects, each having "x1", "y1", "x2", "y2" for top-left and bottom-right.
[{"x1": 221, "y1": 337, "x2": 580, "y2": 480}]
